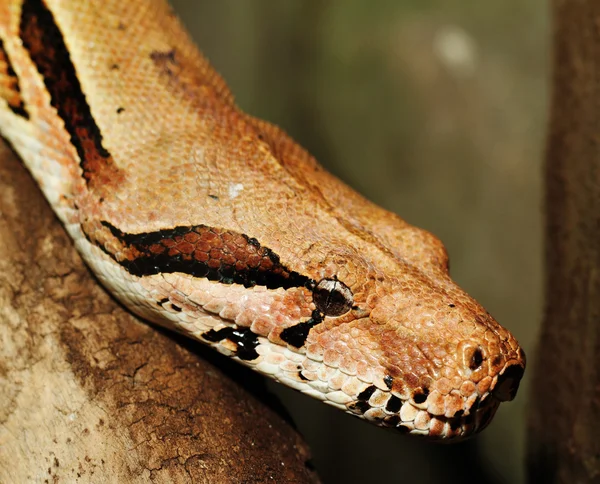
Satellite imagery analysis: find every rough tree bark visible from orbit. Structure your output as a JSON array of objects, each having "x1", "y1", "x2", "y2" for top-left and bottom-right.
[
  {"x1": 527, "y1": 0, "x2": 600, "y2": 482},
  {"x1": 0, "y1": 138, "x2": 319, "y2": 483}
]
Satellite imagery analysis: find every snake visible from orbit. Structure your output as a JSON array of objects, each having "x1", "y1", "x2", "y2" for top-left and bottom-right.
[{"x1": 0, "y1": 0, "x2": 525, "y2": 440}]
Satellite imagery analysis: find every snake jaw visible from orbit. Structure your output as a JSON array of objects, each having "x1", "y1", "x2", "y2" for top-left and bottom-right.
[
  {"x1": 339, "y1": 383, "x2": 503, "y2": 440},
  {"x1": 341, "y1": 373, "x2": 510, "y2": 440},
  {"x1": 292, "y1": 315, "x2": 524, "y2": 441}
]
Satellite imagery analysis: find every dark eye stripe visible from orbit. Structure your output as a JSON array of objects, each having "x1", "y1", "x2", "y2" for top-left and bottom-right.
[
  {"x1": 280, "y1": 310, "x2": 323, "y2": 348},
  {"x1": 95, "y1": 221, "x2": 313, "y2": 290}
]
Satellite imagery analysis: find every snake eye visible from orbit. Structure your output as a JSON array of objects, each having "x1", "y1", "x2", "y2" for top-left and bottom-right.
[{"x1": 313, "y1": 278, "x2": 353, "y2": 316}]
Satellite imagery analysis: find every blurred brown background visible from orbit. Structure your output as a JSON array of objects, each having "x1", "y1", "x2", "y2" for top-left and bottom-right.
[{"x1": 170, "y1": 1, "x2": 548, "y2": 483}]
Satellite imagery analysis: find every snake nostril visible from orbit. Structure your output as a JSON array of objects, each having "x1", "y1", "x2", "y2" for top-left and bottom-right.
[
  {"x1": 492, "y1": 363, "x2": 525, "y2": 402},
  {"x1": 459, "y1": 342, "x2": 486, "y2": 372},
  {"x1": 469, "y1": 346, "x2": 484, "y2": 370}
]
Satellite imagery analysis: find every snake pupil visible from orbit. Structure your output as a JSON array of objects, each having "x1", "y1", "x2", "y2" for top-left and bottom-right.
[{"x1": 313, "y1": 278, "x2": 353, "y2": 316}]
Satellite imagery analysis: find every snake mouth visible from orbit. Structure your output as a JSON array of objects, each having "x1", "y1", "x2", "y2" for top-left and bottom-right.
[
  {"x1": 387, "y1": 396, "x2": 500, "y2": 440},
  {"x1": 491, "y1": 362, "x2": 525, "y2": 402},
  {"x1": 383, "y1": 362, "x2": 523, "y2": 440},
  {"x1": 345, "y1": 388, "x2": 501, "y2": 440}
]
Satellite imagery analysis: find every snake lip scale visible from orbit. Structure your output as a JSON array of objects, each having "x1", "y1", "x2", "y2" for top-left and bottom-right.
[{"x1": 0, "y1": 0, "x2": 526, "y2": 440}]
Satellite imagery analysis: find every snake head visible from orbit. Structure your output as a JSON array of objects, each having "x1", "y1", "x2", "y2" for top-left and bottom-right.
[
  {"x1": 286, "y1": 269, "x2": 526, "y2": 440},
  {"x1": 78, "y1": 148, "x2": 525, "y2": 442},
  {"x1": 93, "y1": 183, "x2": 526, "y2": 441},
  {"x1": 284, "y1": 225, "x2": 526, "y2": 440},
  {"x1": 1, "y1": 0, "x2": 525, "y2": 445}
]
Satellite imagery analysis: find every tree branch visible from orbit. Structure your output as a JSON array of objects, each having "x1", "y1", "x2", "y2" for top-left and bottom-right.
[
  {"x1": 528, "y1": 1, "x2": 600, "y2": 481},
  {"x1": 0, "y1": 138, "x2": 319, "y2": 483}
]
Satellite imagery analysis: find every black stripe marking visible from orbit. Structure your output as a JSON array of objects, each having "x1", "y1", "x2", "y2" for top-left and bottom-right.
[
  {"x1": 202, "y1": 327, "x2": 259, "y2": 361},
  {"x1": 357, "y1": 385, "x2": 377, "y2": 401},
  {"x1": 100, "y1": 221, "x2": 313, "y2": 291},
  {"x1": 385, "y1": 395, "x2": 402, "y2": 413},
  {"x1": 20, "y1": 0, "x2": 117, "y2": 184},
  {"x1": 280, "y1": 310, "x2": 323, "y2": 348},
  {"x1": 0, "y1": 38, "x2": 29, "y2": 118},
  {"x1": 347, "y1": 400, "x2": 371, "y2": 415}
]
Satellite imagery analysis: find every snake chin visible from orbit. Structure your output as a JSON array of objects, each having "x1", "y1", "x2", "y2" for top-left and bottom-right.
[
  {"x1": 421, "y1": 397, "x2": 500, "y2": 441},
  {"x1": 345, "y1": 390, "x2": 501, "y2": 441}
]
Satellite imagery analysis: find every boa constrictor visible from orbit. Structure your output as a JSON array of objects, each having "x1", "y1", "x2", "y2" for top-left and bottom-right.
[{"x1": 0, "y1": 0, "x2": 525, "y2": 439}]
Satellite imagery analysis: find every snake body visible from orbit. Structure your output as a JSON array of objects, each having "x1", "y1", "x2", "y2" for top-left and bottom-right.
[{"x1": 0, "y1": 0, "x2": 525, "y2": 439}]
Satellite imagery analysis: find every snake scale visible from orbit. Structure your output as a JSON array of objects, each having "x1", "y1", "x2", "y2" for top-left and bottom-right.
[{"x1": 0, "y1": 0, "x2": 525, "y2": 440}]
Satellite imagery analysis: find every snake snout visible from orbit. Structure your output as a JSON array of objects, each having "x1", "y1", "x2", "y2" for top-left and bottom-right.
[{"x1": 492, "y1": 362, "x2": 525, "y2": 402}]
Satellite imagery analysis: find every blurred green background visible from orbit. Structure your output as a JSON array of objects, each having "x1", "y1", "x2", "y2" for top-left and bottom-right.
[{"x1": 170, "y1": 1, "x2": 548, "y2": 483}]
